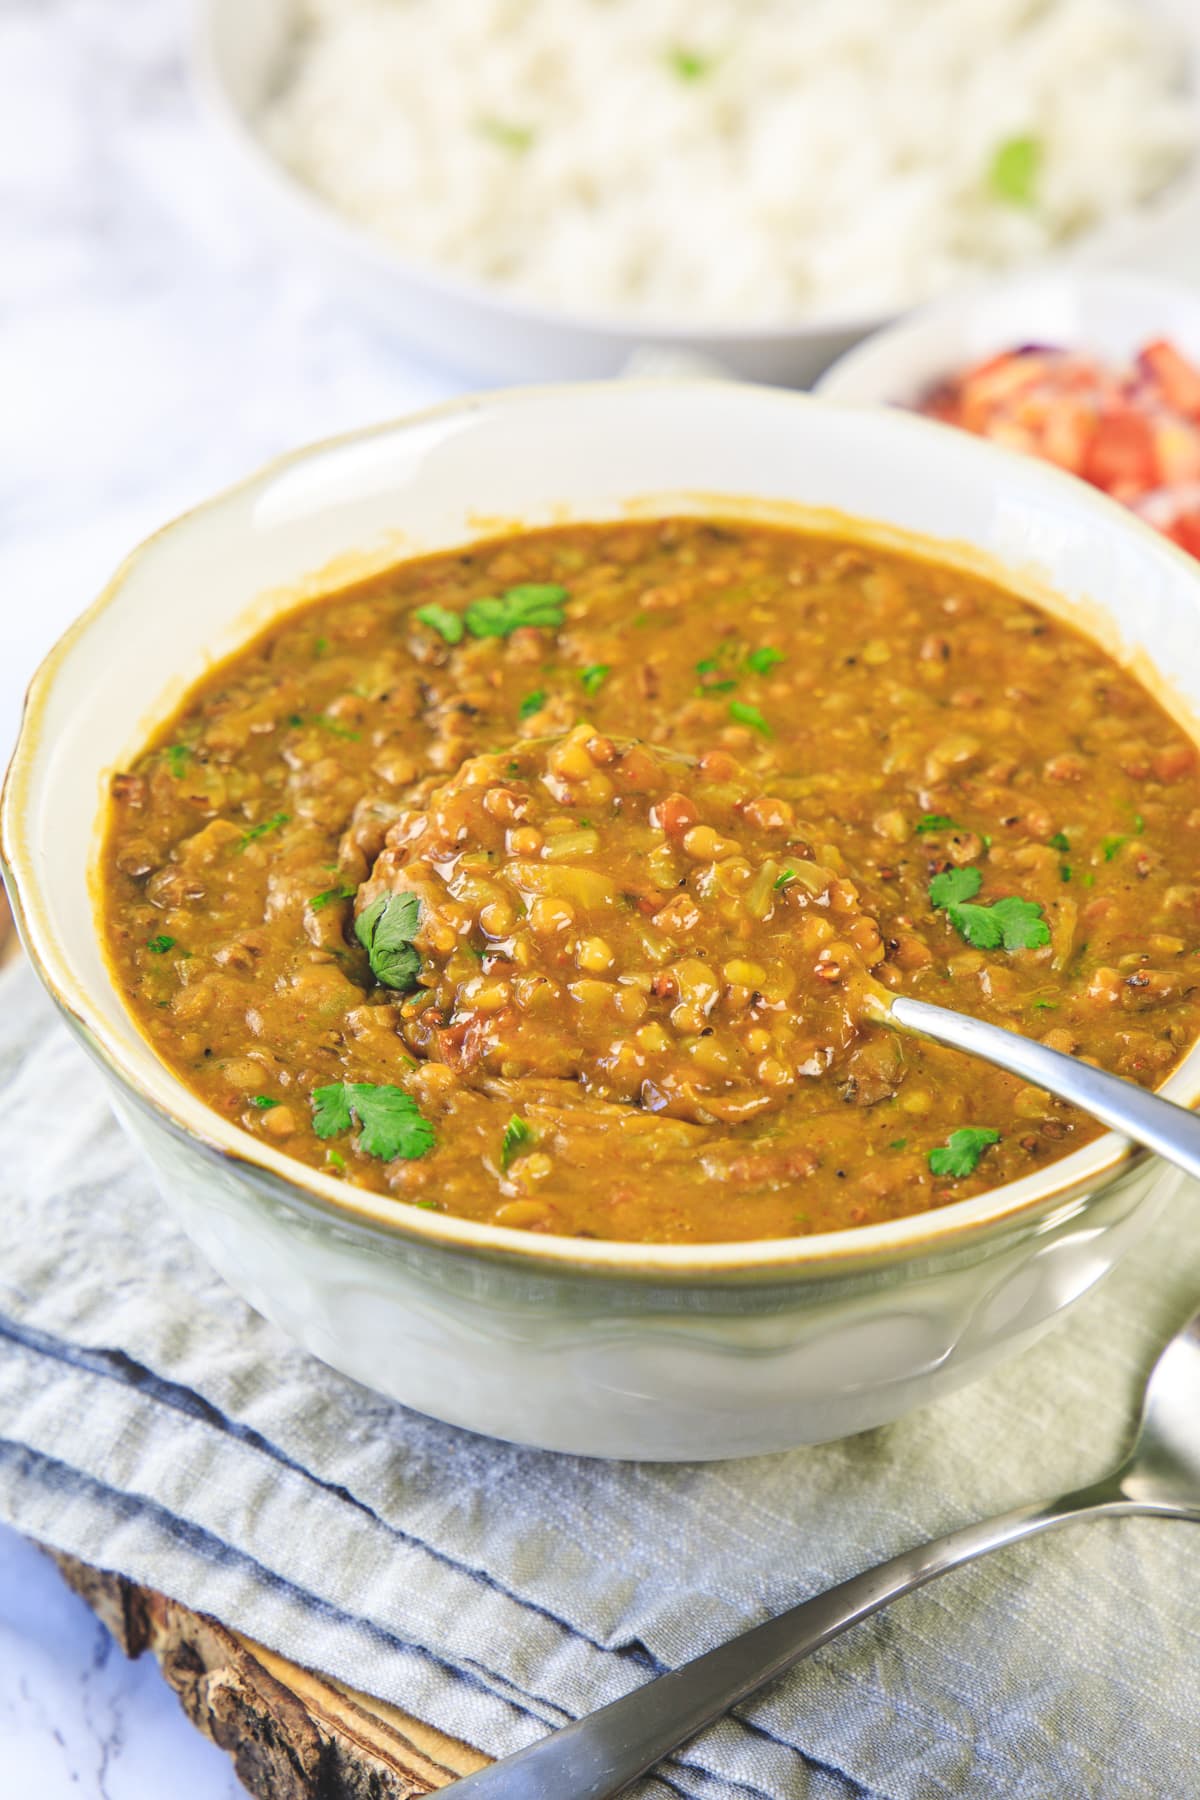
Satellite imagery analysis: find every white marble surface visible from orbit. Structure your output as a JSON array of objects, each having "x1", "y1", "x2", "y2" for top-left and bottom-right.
[
  {"x1": 0, "y1": 1523, "x2": 243, "y2": 1798},
  {"x1": 5, "y1": 2, "x2": 1200, "y2": 1793}
]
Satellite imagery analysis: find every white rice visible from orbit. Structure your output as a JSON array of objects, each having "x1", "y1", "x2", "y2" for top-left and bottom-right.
[{"x1": 260, "y1": 0, "x2": 1197, "y2": 324}]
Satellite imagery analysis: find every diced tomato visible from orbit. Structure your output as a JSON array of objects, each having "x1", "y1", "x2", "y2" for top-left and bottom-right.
[
  {"x1": 1166, "y1": 507, "x2": 1200, "y2": 558},
  {"x1": 1140, "y1": 340, "x2": 1200, "y2": 419},
  {"x1": 917, "y1": 336, "x2": 1200, "y2": 561},
  {"x1": 1036, "y1": 398, "x2": 1095, "y2": 475},
  {"x1": 1152, "y1": 418, "x2": 1200, "y2": 486},
  {"x1": 1082, "y1": 410, "x2": 1158, "y2": 498}
]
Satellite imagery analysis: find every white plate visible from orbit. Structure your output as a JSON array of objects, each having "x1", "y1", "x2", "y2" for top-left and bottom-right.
[
  {"x1": 815, "y1": 269, "x2": 1200, "y2": 408},
  {"x1": 193, "y1": 0, "x2": 1200, "y2": 385}
]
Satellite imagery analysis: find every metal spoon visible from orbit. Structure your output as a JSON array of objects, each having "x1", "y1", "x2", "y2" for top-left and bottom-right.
[
  {"x1": 880, "y1": 992, "x2": 1200, "y2": 1186},
  {"x1": 442, "y1": 1301, "x2": 1200, "y2": 1799}
]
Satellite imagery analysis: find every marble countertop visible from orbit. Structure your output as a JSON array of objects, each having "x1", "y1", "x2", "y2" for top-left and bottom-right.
[{"x1": 5, "y1": 3, "x2": 1200, "y2": 1794}]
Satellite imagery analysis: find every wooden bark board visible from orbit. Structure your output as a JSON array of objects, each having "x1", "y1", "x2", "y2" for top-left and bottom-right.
[
  {"x1": 1, "y1": 886, "x2": 491, "y2": 1793},
  {"x1": 46, "y1": 1549, "x2": 490, "y2": 1797}
]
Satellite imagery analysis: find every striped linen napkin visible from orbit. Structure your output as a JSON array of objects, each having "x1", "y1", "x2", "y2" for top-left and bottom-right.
[{"x1": 1, "y1": 957, "x2": 1198, "y2": 1800}]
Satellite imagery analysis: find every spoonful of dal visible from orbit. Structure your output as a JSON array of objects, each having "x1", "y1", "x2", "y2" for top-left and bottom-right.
[{"x1": 355, "y1": 724, "x2": 1200, "y2": 1182}]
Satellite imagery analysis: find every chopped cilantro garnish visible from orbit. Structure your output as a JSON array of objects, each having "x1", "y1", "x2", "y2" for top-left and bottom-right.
[
  {"x1": 311, "y1": 1081, "x2": 436, "y2": 1161},
  {"x1": 415, "y1": 603, "x2": 465, "y2": 645},
  {"x1": 728, "y1": 699, "x2": 771, "y2": 737},
  {"x1": 988, "y1": 134, "x2": 1040, "y2": 206},
  {"x1": 695, "y1": 656, "x2": 720, "y2": 675},
  {"x1": 519, "y1": 688, "x2": 547, "y2": 720},
  {"x1": 1102, "y1": 835, "x2": 1126, "y2": 862},
  {"x1": 745, "y1": 646, "x2": 785, "y2": 676},
  {"x1": 325, "y1": 1148, "x2": 346, "y2": 1172},
  {"x1": 580, "y1": 663, "x2": 611, "y2": 697},
  {"x1": 699, "y1": 678, "x2": 738, "y2": 695},
  {"x1": 477, "y1": 116, "x2": 536, "y2": 153},
  {"x1": 1031, "y1": 999, "x2": 1058, "y2": 1010},
  {"x1": 929, "y1": 866, "x2": 1049, "y2": 951},
  {"x1": 165, "y1": 744, "x2": 190, "y2": 778},
  {"x1": 773, "y1": 870, "x2": 795, "y2": 891},
  {"x1": 929, "y1": 1127, "x2": 1001, "y2": 1178},
  {"x1": 667, "y1": 46, "x2": 713, "y2": 80},
  {"x1": 1060, "y1": 865, "x2": 1072, "y2": 882},
  {"x1": 237, "y1": 812, "x2": 289, "y2": 851},
  {"x1": 888, "y1": 1137, "x2": 908, "y2": 1150},
  {"x1": 1133, "y1": 812, "x2": 1146, "y2": 834},
  {"x1": 500, "y1": 1114, "x2": 535, "y2": 1171},
  {"x1": 314, "y1": 714, "x2": 360, "y2": 741},
  {"x1": 310, "y1": 884, "x2": 356, "y2": 912},
  {"x1": 249, "y1": 1095, "x2": 279, "y2": 1110},
  {"x1": 915, "y1": 814, "x2": 961, "y2": 835},
  {"x1": 355, "y1": 891, "x2": 421, "y2": 991},
  {"x1": 464, "y1": 584, "x2": 567, "y2": 639},
  {"x1": 928, "y1": 866, "x2": 983, "y2": 908},
  {"x1": 314, "y1": 636, "x2": 329, "y2": 658},
  {"x1": 1047, "y1": 832, "x2": 1070, "y2": 853},
  {"x1": 146, "y1": 935, "x2": 176, "y2": 955}
]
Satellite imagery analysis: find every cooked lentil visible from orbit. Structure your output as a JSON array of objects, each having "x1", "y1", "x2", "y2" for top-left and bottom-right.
[{"x1": 100, "y1": 518, "x2": 1200, "y2": 1243}]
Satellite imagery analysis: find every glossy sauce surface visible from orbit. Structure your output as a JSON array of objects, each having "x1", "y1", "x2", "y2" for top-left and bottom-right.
[{"x1": 100, "y1": 519, "x2": 1200, "y2": 1242}]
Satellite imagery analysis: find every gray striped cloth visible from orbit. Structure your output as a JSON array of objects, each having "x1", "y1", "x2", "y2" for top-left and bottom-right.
[{"x1": 1, "y1": 958, "x2": 1198, "y2": 1800}]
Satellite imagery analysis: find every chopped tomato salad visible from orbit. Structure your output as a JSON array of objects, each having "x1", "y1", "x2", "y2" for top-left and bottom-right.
[{"x1": 920, "y1": 338, "x2": 1200, "y2": 559}]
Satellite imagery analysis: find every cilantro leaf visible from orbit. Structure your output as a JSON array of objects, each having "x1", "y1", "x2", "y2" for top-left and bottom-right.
[
  {"x1": 250, "y1": 1095, "x2": 279, "y2": 1110},
  {"x1": 165, "y1": 744, "x2": 190, "y2": 778},
  {"x1": 929, "y1": 867, "x2": 1049, "y2": 951},
  {"x1": 311, "y1": 1084, "x2": 353, "y2": 1139},
  {"x1": 928, "y1": 866, "x2": 982, "y2": 908},
  {"x1": 915, "y1": 814, "x2": 962, "y2": 836},
  {"x1": 983, "y1": 896, "x2": 1051, "y2": 950},
  {"x1": 415, "y1": 603, "x2": 464, "y2": 645},
  {"x1": 745, "y1": 646, "x2": 785, "y2": 676},
  {"x1": 580, "y1": 663, "x2": 610, "y2": 697},
  {"x1": 929, "y1": 1127, "x2": 1001, "y2": 1178},
  {"x1": 311, "y1": 1081, "x2": 435, "y2": 1161},
  {"x1": 477, "y1": 117, "x2": 536, "y2": 153},
  {"x1": 667, "y1": 46, "x2": 713, "y2": 80},
  {"x1": 146, "y1": 934, "x2": 176, "y2": 955},
  {"x1": 519, "y1": 688, "x2": 547, "y2": 720},
  {"x1": 355, "y1": 891, "x2": 422, "y2": 990},
  {"x1": 988, "y1": 134, "x2": 1040, "y2": 206},
  {"x1": 500, "y1": 1114, "x2": 535, "y2": 1171},
  {"x1": 728, "y1": 699, "x2": 771, "y2": 737},
  {"x1": 310, "y1": 884, "x2": 356, "y2": 911},
  {"x1": 1102, "y1": 834, "x2": 1126, "y2": 862},
  {"x1": 237, "y1": 811, "x2": 289, "y2": 851},
  {"x1": 464, "y1": 584, "x2": 568, "y2": 639},
  {"x1": 1047, "y1": 831, "x2": 1070, "y2": 853}
]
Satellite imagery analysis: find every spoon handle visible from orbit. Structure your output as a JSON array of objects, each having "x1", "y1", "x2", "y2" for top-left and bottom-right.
[
  {"x1": 890, "y1": 995, "x2": 1200, "y2": 1185},
  {"x1": 441, "y1": 1480, "x2": 1135, "y2": 1800}
]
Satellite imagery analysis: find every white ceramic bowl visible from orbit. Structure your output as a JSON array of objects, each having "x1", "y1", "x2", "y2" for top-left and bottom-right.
[
  {"x1": 193, "y1": 0, "x2": 1200, "y2": 385},
  {"x1": 816, "y1": 270, "x2": 1200, "y2": 408},
  {"x1": 5, "y1": 381, "x2": 1200, "y2": 1459}
]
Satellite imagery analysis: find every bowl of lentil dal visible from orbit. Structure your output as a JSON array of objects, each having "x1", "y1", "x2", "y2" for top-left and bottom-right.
[{"x1": 5, "y1": 381, "x2": 1200, "y2": 1458}]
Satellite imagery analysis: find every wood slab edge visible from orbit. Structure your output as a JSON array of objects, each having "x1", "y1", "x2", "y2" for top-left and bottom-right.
[{"x1": 44, "y1": 1547, "x2": 490, "y2": 1797}]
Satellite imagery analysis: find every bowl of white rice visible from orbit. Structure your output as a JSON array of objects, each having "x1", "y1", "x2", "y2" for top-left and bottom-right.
[{"x1": 195, "y1": 0, "x2": 1200, "y2": 383}]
